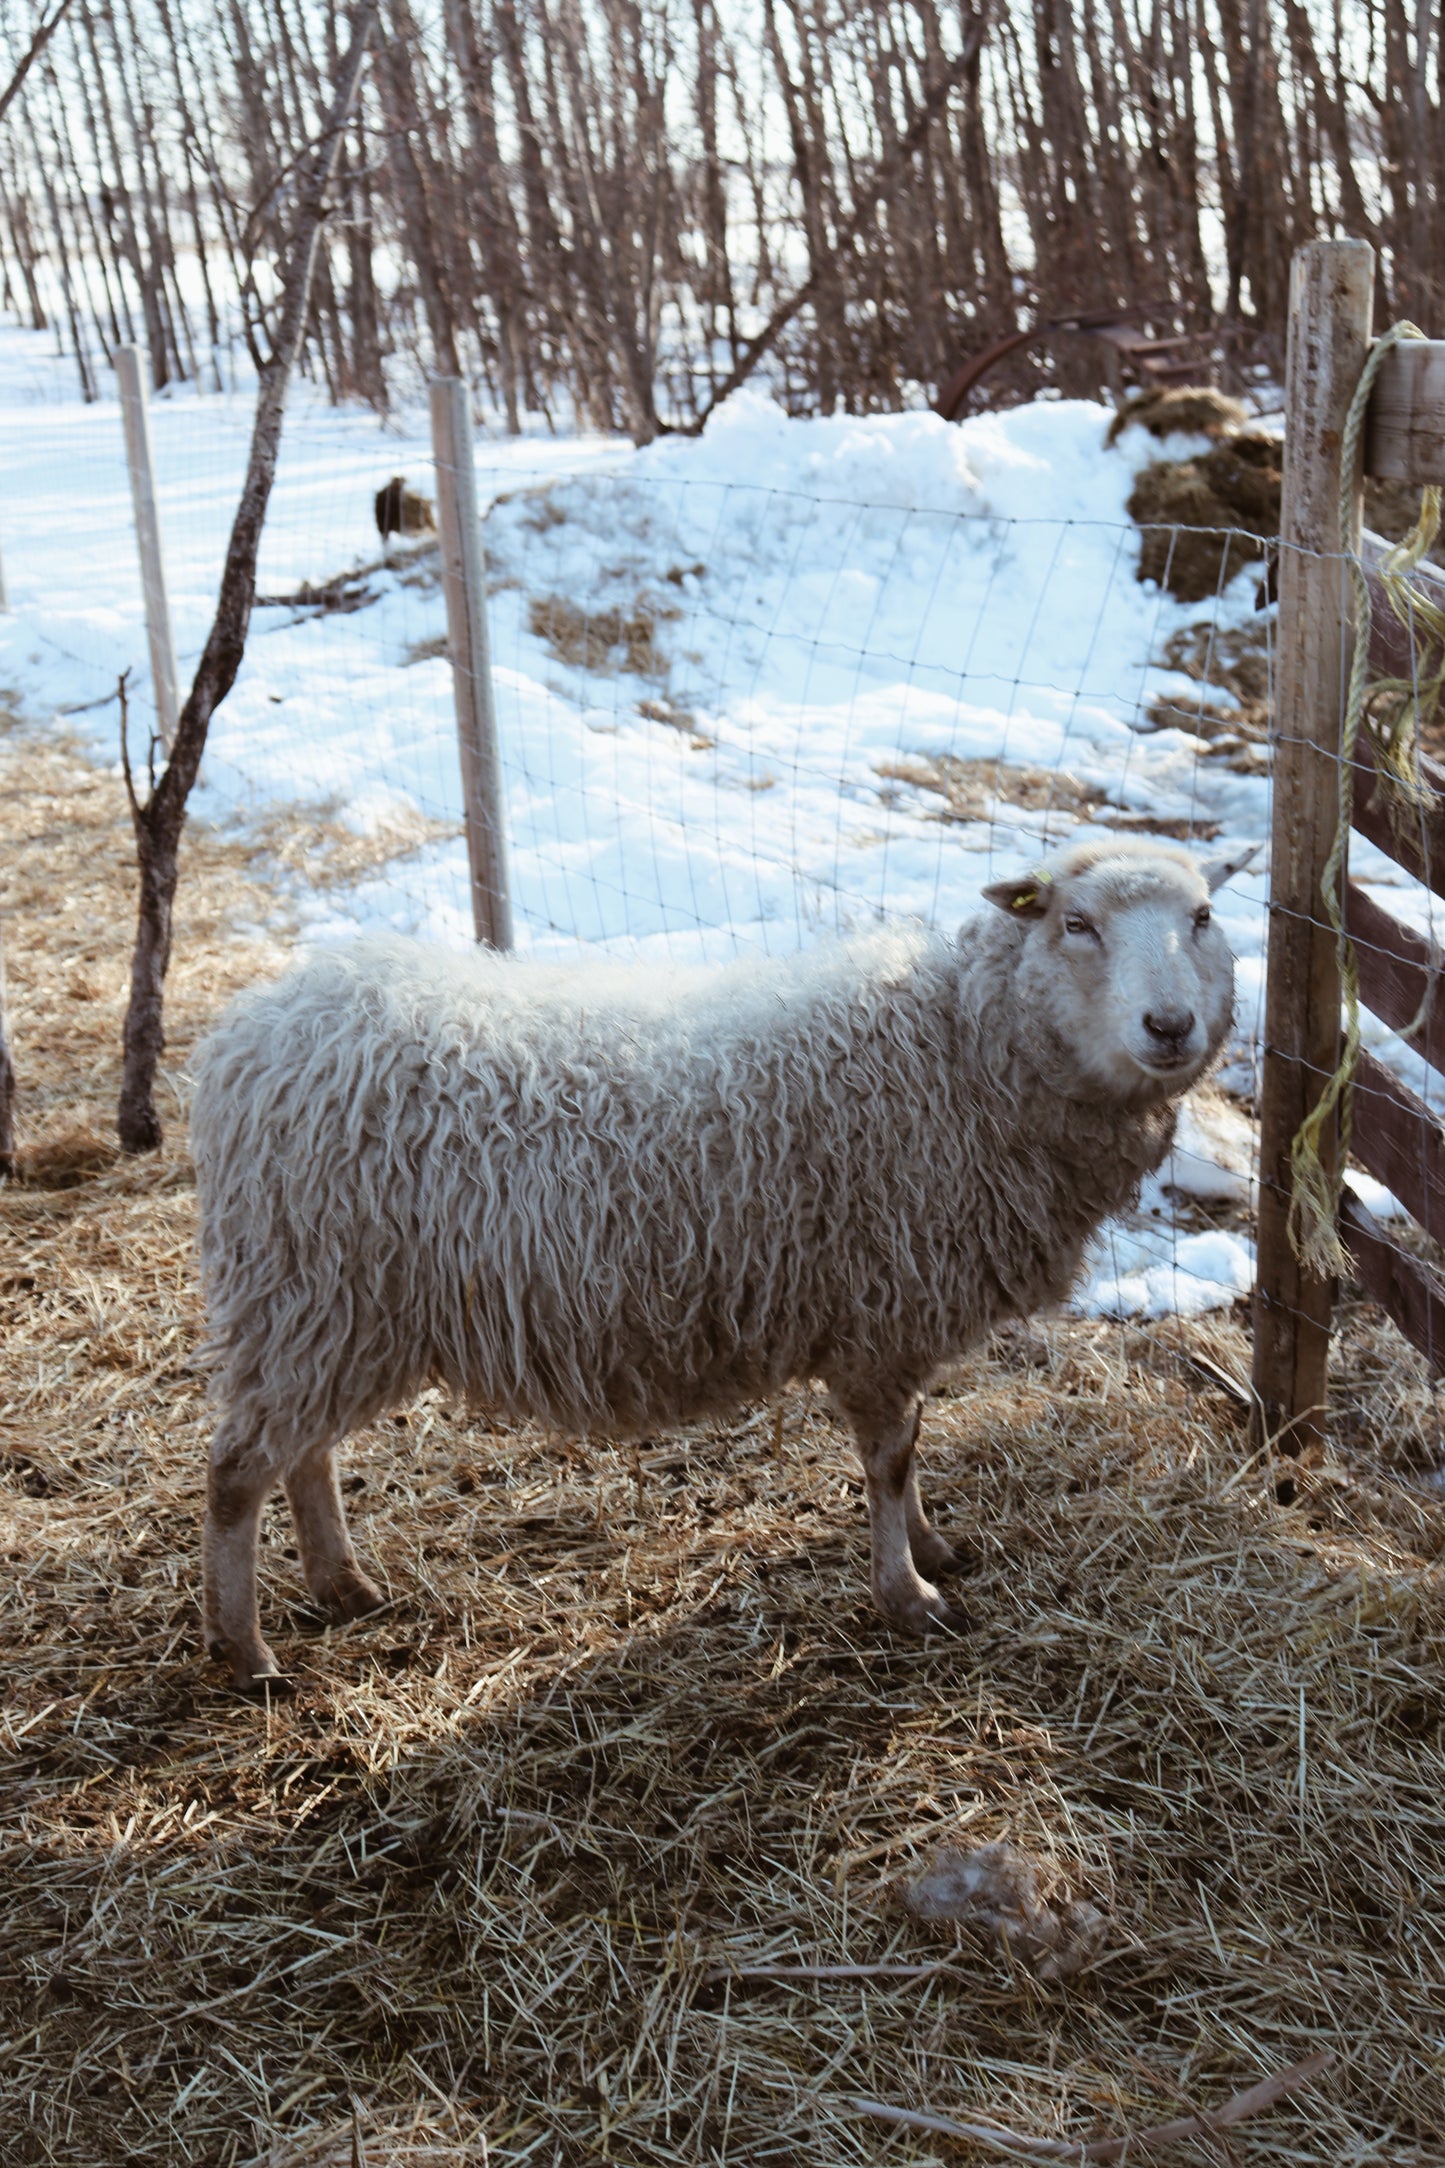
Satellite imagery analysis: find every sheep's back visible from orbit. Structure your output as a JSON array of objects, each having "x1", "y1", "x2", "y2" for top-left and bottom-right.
[{"x1": 190, "y1": 932, "x2": 963, "y2": 1439}]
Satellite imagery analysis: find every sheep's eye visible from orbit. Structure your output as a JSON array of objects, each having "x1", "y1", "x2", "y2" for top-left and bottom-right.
[
  {"x1": 1193, "y1": 905, "x2": 1212, "y2": 930},
  {"x1": 1063, "y1": 913, "x2": 1096, "y2": 938}
]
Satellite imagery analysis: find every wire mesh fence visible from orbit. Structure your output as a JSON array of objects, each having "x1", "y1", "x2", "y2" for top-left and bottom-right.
[
  {"x1": 12, "y1": 316, "x2": 1445, "y2": 1395},
  {"x1": 1, "y1": 371, "x2": 1300, "y2": 1336}
]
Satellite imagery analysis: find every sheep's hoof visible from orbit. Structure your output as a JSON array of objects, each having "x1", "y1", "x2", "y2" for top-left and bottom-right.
[
  {"x1": 324, "y1": 1568, "x2": 386, "y2": 1622},
  {"x1": 238, "y1": 1666, "x2": 294, "y2": 1699},
  {"x1": 909, "y1": 1528, "x2": 965, "y2": 1579},
  {"x1": 879, "y1": 1583, "x2": 967, "y2": 1637},
  {"x1": 214, "y1": 1642, "x2": 291, "y2": 1696}
]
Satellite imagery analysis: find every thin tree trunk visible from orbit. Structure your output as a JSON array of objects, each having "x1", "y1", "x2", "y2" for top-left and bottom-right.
[
  {"x1": 117, "y1": 4, "x2": 376, "y2": 1152},
  {"x1": 0, "y1": 0, "x2": 76, "y2": 127},
  {"x1": 692, "y1": 7, "x2": 990, "y2": 432}
]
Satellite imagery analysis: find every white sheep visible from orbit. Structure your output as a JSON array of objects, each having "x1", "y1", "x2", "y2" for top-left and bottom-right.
[{"x1": 192, "y1": 837, "x2": 1243, "y2": 1688}]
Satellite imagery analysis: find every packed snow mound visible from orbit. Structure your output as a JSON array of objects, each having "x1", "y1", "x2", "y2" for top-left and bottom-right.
[
  {"x1": 6, "y1": 336, "x2": 1415, "y2": 1324},
  {"x1": 638, "y1": 388, "x2": 992, "y2": 515}
]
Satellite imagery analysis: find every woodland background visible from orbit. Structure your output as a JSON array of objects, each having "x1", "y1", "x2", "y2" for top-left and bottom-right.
[{"x1": 0, "y1": 0, "x2": 1435, "y2": 433}]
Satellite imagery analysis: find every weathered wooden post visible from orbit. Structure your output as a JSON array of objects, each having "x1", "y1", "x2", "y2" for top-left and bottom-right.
[
  {"x1": 429, "y1": 376, "x2": 513, "y2": 949},
  {"x1": 1251, "y1": 238, "x2": 1374, "y2": 1453},
  {"x1": 116, "y1": 344, "x2": 181, "y2": 757}
]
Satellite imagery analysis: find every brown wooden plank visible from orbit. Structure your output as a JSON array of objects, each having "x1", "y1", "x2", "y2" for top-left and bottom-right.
[
  {"x1": 1343, "y1": 881, "x2": 1445, "y2": 1071},
  {"x1": 1350, "y1": 535, "x2": 1445, "y2": 890},
  {"x1": 1340, "y1": 1184, "x2": 1445, "y2": 1374},
  {"x1": 1351, "y1": 1048, "x2": 1445, "y2": 1238},
  {"x1": 1361, "y1": 530, "x2": 1445, "y2": 678},
  {"x1": 1350, "y1": 733, "x2": 1445, "y2": 897},
  {"x1": 1253, "y1": 239, "x2": 1374, "y2": 1454},
  {"x1": 1364, "y1": 340, "x2": 1445, "y2": 483}
]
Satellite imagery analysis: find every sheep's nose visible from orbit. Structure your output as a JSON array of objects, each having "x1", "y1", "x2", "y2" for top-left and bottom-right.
[{"x1": 1144, "y1": 1007, "x2": 1195, "y2": 1044}]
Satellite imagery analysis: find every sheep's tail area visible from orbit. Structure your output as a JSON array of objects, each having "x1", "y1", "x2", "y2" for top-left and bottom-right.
[
  {"x1": 188, "y1": 962, "x2": 660, "y2": 1449},
  {"x1": 189, "y1": 983, "x2": 439, "y2": 1455}
]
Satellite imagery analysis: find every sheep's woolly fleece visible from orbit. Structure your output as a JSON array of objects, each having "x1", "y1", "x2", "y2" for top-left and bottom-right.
[
  {"x1": 191, "y1": 842, "x2": 1229, "y2": 1470},
  {"x1": 0, "y1": 332, "x2": 1427, "y2": 1316}
]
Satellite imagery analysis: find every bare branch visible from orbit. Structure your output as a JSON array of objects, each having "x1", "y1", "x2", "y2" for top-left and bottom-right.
[
  {"x1": 0, "y1": 0, "x2": 76, "y2": 130},
  {"x1": 848, "y1": 2051, "x2": 1333, "y2": 2163}
]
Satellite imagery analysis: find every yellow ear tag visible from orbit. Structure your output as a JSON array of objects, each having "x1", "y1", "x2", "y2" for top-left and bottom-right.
[{"x1": 1012, "y1": 870, "x2": 1052, "y2": 910}]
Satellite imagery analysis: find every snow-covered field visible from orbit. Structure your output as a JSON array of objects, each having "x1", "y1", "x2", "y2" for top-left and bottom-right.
[{"x1": 0, "y1": 326, "x2": 1426, "y2": 1316}]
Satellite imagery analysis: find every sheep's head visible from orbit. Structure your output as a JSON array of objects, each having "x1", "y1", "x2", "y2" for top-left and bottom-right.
[{"x1": 981, "y1": 838, "x2": 1248, "y2": 1102}]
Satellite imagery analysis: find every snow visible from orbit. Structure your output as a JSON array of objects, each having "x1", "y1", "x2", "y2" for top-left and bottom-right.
[{"x1": 0, "y1": 325, "x2": 1428, "y2": 1320}]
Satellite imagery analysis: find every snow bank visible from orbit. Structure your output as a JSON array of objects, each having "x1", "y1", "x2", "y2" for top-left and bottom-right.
[{"x1": 8, "y1": 331, "x2": 1420, "y2": 1322}]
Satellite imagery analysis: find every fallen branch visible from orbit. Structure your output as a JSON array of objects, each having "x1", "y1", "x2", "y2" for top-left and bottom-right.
[
  {"x1": 846, "y1": 2050, "x2": 1332, "y2": 2162},
  {"x1": 116, "y1": 3, "x2": 376, "y2": 1151}
]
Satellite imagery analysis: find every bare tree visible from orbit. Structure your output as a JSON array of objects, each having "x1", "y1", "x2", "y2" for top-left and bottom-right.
[
  {"x1": 0, "y1": 0, "x2": 76, "y2": 128},
  {"x1": 116, "y1": 2, "x2": 376, "y2": 1152}
]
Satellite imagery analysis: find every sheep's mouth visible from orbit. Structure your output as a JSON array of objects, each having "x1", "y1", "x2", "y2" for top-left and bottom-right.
[{"x1": 1133, "y1": 1047, "x2": 1201, "y2": 1078}]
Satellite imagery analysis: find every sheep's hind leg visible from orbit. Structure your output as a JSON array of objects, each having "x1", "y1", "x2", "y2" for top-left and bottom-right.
[
  {"x1": 845, "y1": 1392, "x2": 962, "y2": 1635},
  {"x1": 284, "y1": 1444, "x2": 385, "y2": 1623},
  {"x1": 203, "y1": 1427, "x2": 284, "y2": 1692},
  {"x1": 904, "y1": 1446, "x2": 961, "y2": 1581}
]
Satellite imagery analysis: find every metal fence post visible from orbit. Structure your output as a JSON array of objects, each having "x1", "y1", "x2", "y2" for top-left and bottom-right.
[
  {"x1": 115, "y1": 345, "x2": 181, "y2": 757},
  {"x1": 1251, "y1": 238, "x2": 1374, "y2": 1454},
  {"x1": 429, "y1": 376, "x2": 513, "y2": 950}
]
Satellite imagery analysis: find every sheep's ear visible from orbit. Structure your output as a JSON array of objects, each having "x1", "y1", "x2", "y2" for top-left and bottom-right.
[
  {"x1": 982, "y1": 870, "x2": 1053, "y2": 918},
  {"x1": 1200, "y1": 843, "x2": 1261, "y2": 893}
]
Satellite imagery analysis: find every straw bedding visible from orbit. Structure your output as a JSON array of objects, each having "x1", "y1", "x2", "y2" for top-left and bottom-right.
[{"x1": 4, "y1": 706, "x2": 1445, "y2": 2166}]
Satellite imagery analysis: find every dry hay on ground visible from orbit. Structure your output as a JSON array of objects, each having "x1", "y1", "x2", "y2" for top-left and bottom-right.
[
  {"x1": 4, "y1": 709, "x2": 1445, "y2": 2165},
  {"x1": 528, "y1": 593, "x2": 679, "y2": 679},
  {"x1": 876, "y1": 754, "x2": 1110, "y2": 832},
  {"x1": 1128, "y1": 438, "x2": 1282, "y2": 604},
  {"x1": 1146, "y1": 617, "x2": 1274, "y2": 773},
  {"x1": 1129, "y1": 436, "x2": 1445, "y2": 611},
  {"x1": 876, "y1": 755, "x2": 1223, "y2": 844},
  {"x1": 1105, "y1": 387, "x2": 1250, "y2": 448}
]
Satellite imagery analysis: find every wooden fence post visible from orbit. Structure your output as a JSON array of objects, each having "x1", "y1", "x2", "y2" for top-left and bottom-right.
[
  {"x1": 1251, "y1": 238, "x2": 1374, "y2": 1453},
  {"x1": 429, "y1": 376, "x2": 513, "y2": 950},
  {"x1": 115, "y1": 345, "x2": 180, "y2": 757}
]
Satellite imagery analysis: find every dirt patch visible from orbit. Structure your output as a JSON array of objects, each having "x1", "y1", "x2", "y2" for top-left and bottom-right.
[
  {"x1": 4, "y1": 703, "x2": 1445, "y2": 2166},
  {"x1": 0, "y1": 708, "x2": 290, "y2": 1154}
]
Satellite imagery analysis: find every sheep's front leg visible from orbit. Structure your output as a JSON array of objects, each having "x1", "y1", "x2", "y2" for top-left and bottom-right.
[
  {"x1": 203, "y1": 1426, "x2": 284, "y2": 1692},
  {"x1": 846, "y1": 1392, "x2": 961, "y2": 1634},
  {"x1": 284, "y1": 1445, "x2": 385, "y2": 1622}
]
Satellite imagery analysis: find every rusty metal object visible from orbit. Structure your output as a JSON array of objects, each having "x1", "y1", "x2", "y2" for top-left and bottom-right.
[{"x1": 934, "y1": 309, "x2": 1216, "y2": 420}]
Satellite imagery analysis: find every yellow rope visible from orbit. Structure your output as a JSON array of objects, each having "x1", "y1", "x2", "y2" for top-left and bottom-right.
[{"x1": 1287, "y1": 321, "x2": 1442, "y2": 1277}]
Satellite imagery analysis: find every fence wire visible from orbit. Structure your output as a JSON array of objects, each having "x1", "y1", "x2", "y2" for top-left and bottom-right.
[{"x1": 19, "y1": 385, "x2": 1445, "y2": 1372}]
